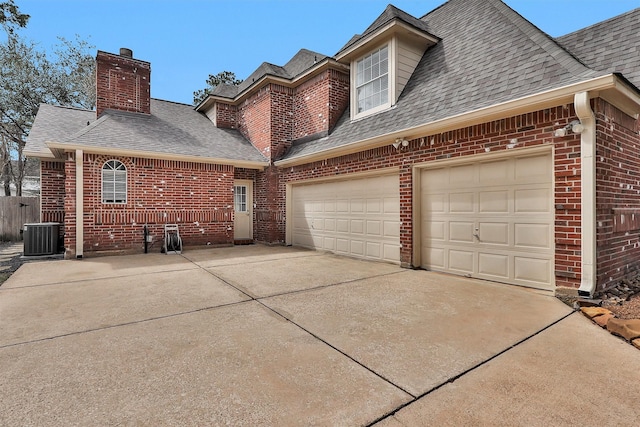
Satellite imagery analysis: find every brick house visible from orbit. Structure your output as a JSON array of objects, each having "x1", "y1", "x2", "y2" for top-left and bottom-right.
[{"x1": 25, "y1": 0, "x2": 640, "y2": 297}]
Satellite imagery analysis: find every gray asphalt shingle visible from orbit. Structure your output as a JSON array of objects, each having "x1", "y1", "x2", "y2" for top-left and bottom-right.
[
  {"x1": 26, "y1": 104, "x2": 95, "y2": 155},
  {"x1": 556, "y1": 8, "x2": 640, "y2": 89},
  {"x1": 285, "y1": 0, "x2": 608, "y2": 160},
  {"x1": 28, "y1": 99, "x2": 267, "y2": 164}
]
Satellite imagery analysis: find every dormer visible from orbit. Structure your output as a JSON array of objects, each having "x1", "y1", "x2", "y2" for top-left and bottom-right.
[{"x1": 335, "y1": 5, "x2": 439, "y2": 121}]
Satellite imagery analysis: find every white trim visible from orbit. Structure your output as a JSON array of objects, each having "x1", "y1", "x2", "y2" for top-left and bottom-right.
[
  {"x1": 575, "y1": 91, "x2": 597, "y2": 297},
  {"x1": 75, "y1": 149, "x2": 84, "y2": 259},
  {"x1": 351, "y1": 42, "x2": 392, "y2": 121}
]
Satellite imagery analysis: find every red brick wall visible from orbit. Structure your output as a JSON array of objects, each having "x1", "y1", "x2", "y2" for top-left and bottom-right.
[
  {"x1": 95, "y1": 51, "x2": 151, "y2": 117},
  {"x1": 327, "y1": 69, "x2": 350, "y2": 131},
  {"x1": 64, "y1": 154, "x2": 235, "y2": 256},
  {"x1": 292, "y1": 69, "x2": 350, "y2": 141},
  {"x1": 224, "y1": 68, "x2": 349, "y2": 161},
  {"x1": 279, "y1": 104, "x2": 582, "y2": 289},
  {"x1": 237, "y1": 86, "x2": 273, "y2": 158},
  {"x1": 215, "y1": 102, "x2": 238, "y2": 129},
  {"x1": 41, "y1": 161, "x2": 65, "y2": 224},
  {"x1": 594, "y1": 99, "x2": 640, "y2": 291}
]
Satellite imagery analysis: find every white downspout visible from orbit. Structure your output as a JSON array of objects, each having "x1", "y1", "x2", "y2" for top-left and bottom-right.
[
  {"x1": 575, "y1": 92, "x2": 596, "y2": 296},
  {"x1": 75, "y1": 149, "x2": 84, "y2": 259}
]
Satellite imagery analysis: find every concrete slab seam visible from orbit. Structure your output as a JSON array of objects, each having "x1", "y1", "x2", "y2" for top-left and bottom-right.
[
  {"x1": 365, "y1": 310, "x2": 578, "y2": 427},
  {"x1": 185, "y1": 254, "x2": 416, "y2": 399},
  {"x1": 0, "y1": 299, "x2": 252, "y2": 350},
  {"x1": 0, "y1": 266, "x2": 200, "y2": 291},
  {"x1": 182, "y1": 251, "x2": 324, "y2": 268},
  {"x1": 259, "y1": 269, "x2": 410, "y2": 300}
]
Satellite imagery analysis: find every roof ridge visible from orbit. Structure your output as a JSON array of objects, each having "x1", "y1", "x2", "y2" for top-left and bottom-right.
[{"x1": 490, "y1": 0, "x2": 598, "y2": 78}]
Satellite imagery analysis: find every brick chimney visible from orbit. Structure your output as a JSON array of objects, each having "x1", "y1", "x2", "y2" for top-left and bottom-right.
[{"x1": 96, "y1": 48, "x2": 151, "y2": 117}]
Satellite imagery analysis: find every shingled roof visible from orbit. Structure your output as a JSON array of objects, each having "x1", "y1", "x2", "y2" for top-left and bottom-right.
[
  {"x1": 556, "y1": 8, "x2": 640, "y2": 89},
  {"x1": 29, "y1": 99, "x2": 267, "y2": 165},
  {"x1": 211, "y1": 49, "x2": 328, "y2": 99},
  {"x1": 337, "y1": 4, "x2": 436, "y2": 56},
  {"x1": 284, "y1": 0, "x2": 609, "y2": 161},
  {"x1": 26, "y1": 104, "x2": 96, "y2": 157}
]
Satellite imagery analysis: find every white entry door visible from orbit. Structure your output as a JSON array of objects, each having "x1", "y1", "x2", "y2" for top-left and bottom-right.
[
  {"x1": 420, "y1": 151, "x2": 554, "y2": 290},
  {"x1": 234, "y1": 180, "x2": 253, "y2": 240},
  {"x1": 290, "y1": 174, "x2": 400, "y2": 263}
]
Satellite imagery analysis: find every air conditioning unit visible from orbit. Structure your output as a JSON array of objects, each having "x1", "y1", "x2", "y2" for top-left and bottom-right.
[{"x1": 23, "y1": 222, "x2": 60, "y2": 256}]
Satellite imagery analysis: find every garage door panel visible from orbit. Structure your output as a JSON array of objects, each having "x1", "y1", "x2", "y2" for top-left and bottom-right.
[
  {"x1": 424, "y1": 193, "x2": 446, "y2": 213},
  {"x1": 479, "y1": 190, "x2": 509, "y2": 213},
  {"x1": 367, "y1": 199, "x2": 381, "y2": 213},
  {"x1": 449, "y1": 250, "x2": 474, "y2": 273},
  {"x1": 449, "y1": 222, "x2": 474, "y2": 242},
  {"x1": 478, "y1": 253, "x2": 509, "y2": 278},
  {"x1": 336, "y1": 200, "x2": 349, "y2": 212},
  {"x1": 478, "y1": 222, "x2": 509, "y2": 245},
  {"x1": 450, "y1": 164, "x2": 475, "y2": 185},
  {"x1": 479, "y1": 160, "x2": 510, "y2": 184},
  {"x1": 351, "y1": 220, "x2": 364, "y2": 234},
  {"x1": 336, "y1": 239, "x2": 349, "y2": 253},
  {"x1": 384, "y1": 197, "x2": 400, "y2": 213},
  {"x1": 424, "y1": 247, "x2": 445, "y2": 269},
  {"x1": 424, "y1": 221, "x2": 445, "y2": 240},
  {"x1": 514, "y1": 223, "x2": 551, "y2": 249},
  {"x1": 421, "y1": 152, "x2": 553, "y2": 290},
  {"x1": 514, "y1": 256, "x2": 551, "y2": 285},
  {"x1": 323, "y1": 237, "x2": 335, "y2": 251},
  {"x1": 367, "y1": 220, "x2": 381, "y2": 236},
  {"x1": 291, "y1": 174, "x2": 400, "y2": 263},
  {"x1": 515, "y1": 188, "x2": 551, "y2": 213},
  {"x1": 336, "y1": 219, "x2": 349, "y2": 233},
  {"x1": 350, "y1": 240, "x2": 364, "y2": 256},
  {"x1": 383, "y1": 220, "x2": 400, "y2": 238},
  {"x1": 450, "y1": 193, "x2": 475, "y2": 213},
  {"x1": 366, "y1": 242, "x2": 381, "y2": 258},
  {"x1": 515, "y1": 155, "x2": 551, "y2": 183}
]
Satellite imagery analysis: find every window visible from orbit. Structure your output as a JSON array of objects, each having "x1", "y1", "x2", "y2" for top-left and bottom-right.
[
  {"x1": 234, "y1": 185, "x2": 247, "y2": 212},
  {"x1": 102, "y1": 160, "x2": 127, "y2": 204},
  {"x1": 356, "y1": 45, "x2": 389, "y2": 114}
]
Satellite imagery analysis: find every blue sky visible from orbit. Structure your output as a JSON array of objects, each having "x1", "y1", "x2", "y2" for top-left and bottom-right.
[{"x1": 15, "y1": 0, "x2": 640, "y2": 105}]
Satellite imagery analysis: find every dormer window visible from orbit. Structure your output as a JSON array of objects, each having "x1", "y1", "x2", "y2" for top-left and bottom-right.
[{"x1": 356, "y1": 45, "x2": 390, "y2": 114}]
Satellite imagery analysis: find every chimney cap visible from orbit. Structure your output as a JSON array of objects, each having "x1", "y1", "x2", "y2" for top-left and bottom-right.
[{"x1": 119, "y1": 47, "x2": 133, "y2": 58}]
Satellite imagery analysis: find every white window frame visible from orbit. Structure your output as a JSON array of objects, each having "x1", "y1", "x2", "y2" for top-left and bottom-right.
[
  {"x1": 352, "y1": 43, "x2": 392, "y2": 120},
  {"x1": 102, "y1": 160, "x2": 127, "y2": 204},
  {"x1": 234, "y1": 184, "x2": 248, "y2": 213}
]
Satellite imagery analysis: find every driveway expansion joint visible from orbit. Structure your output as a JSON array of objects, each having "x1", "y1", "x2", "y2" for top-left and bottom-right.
[{"x1": 366, "y1": 309, "x2": 578, "y2": 427}]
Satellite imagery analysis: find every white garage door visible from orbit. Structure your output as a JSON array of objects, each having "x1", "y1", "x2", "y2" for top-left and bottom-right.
[
  {"x1": 291, "y1": 174, "x2": 400, "y2": 263},
  {"x1": 420, "y1": 151, "x2": 554, "y2": 290}
]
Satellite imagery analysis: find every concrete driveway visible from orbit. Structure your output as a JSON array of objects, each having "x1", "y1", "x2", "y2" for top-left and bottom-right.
[{"x1": 1, "y1": 245, "x2": 639, "y2": 426}]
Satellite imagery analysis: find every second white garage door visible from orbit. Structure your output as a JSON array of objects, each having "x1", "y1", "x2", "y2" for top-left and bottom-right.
[
  {"x1": 290, "y1": 174, "x2": 400, "y2": 263},
  {"x1": 420, "y1": 151, "x2": 554, "y2": 290}
]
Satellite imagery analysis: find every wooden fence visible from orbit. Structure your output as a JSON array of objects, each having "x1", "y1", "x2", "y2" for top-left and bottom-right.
[{"x1": 0, "y1": 196, "x2": 40, "y2": 241}]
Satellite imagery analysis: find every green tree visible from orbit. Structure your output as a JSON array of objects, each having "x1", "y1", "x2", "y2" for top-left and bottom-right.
[
  {"x1": 0, "y1": 0, "x2": 29, "y2": 34},
  {"x1": 193, "y1": 71, "x2": 242, "y2": 105},
  {"x1": 0, "y1": 28, "x2": 95, "y2": 195}
]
